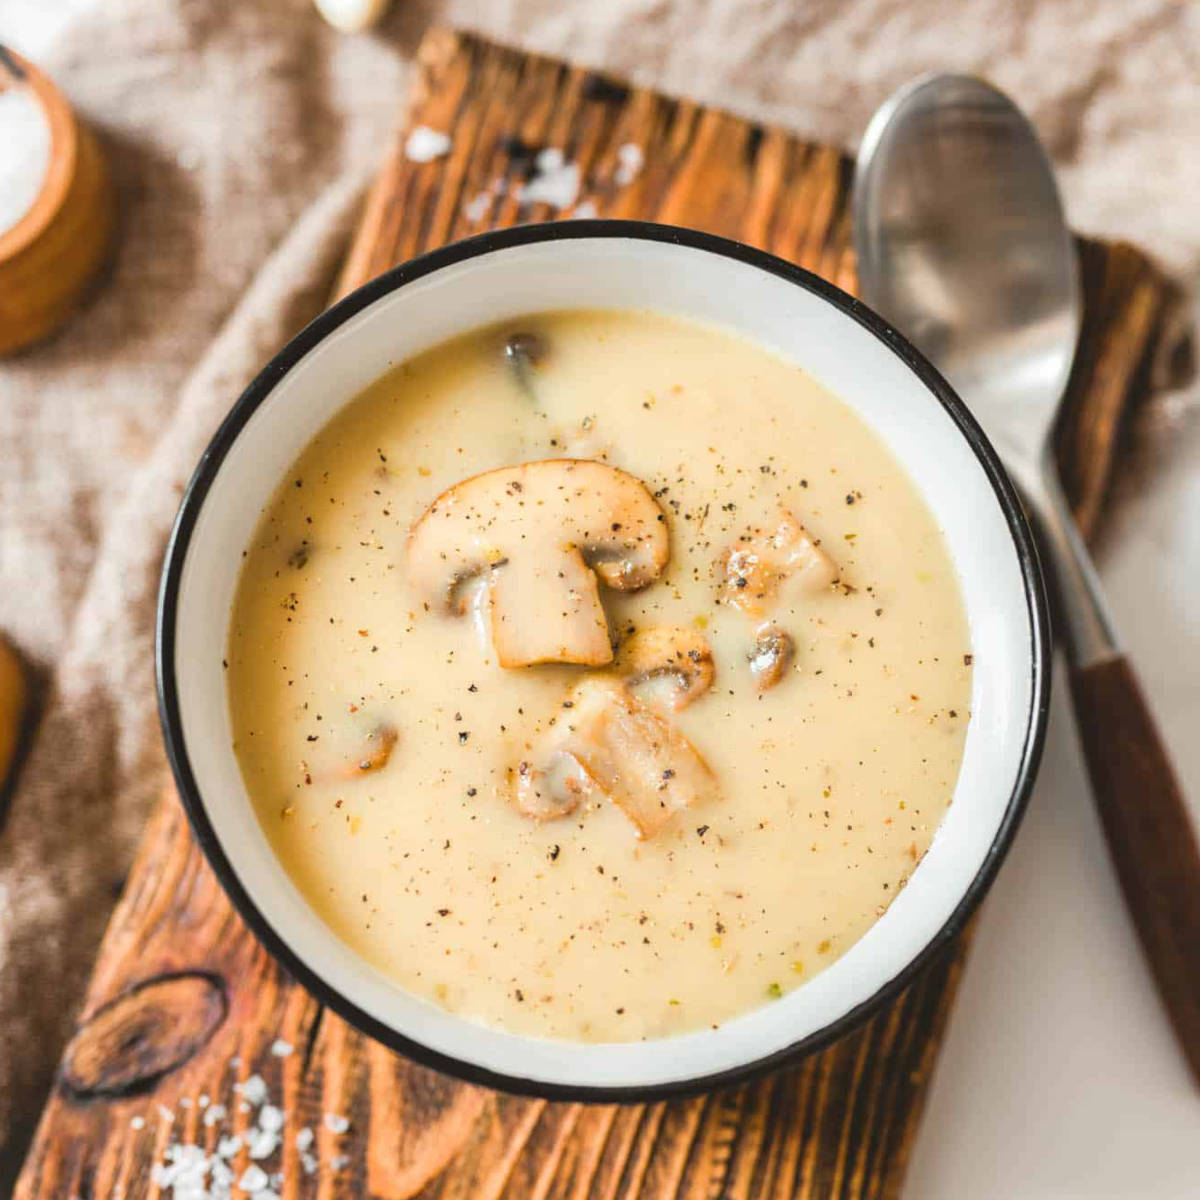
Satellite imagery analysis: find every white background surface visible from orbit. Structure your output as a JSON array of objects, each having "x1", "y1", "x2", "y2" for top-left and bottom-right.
[
  {"x1": 907, "y1": 413, "x2": 1200, "y2": 1198},
  {"x1": 9, "y1": 3, "x2": 1200, "y2": 1194}
]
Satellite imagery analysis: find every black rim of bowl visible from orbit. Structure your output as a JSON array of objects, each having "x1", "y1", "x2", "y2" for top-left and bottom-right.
[{"x1": 156, "y1": 219, "x2": 1052, "y2": 1104}]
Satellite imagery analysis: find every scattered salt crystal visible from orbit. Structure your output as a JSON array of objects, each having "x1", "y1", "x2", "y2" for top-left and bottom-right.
[
  {"x1": 519, "y1": 149, "x2": 581, "y2": 210},
  {"x1": 230, "y1": 1056, "x2": 242, "y2": 1067},
  {"x1": 573, "y1": 200, "x2": 598, "y2": 219},
  {"x1": 270, "y1": 1039, "x2": 293, "y2": 1058},
  {"x1": 130, "y1": 1115, "x2": 145, "y2": 1130},
  {"x1": 204, "y1": 1103, "x2": 228, "y2": 1127},
  {"x1": 238, "y1": 1165, "x2": 269, "y2": 1193},
  {"x1": 323, "y1": 1112, "x2": 350, "y2": 1134},
  {"x1": 463, "y1": 191, "x2": 491, "y2": 223},
  {"x1": 238, "y1": 1101, "x2": 251, "y2": 1114},
  {"x1": 0, "y1": 87, "x2": 51, "y2": 236},
  {"x1": 330, "y1": 1154, "x2": 351, "y2": 1171},
  {"x1": 295, "y1": 1127, "x2": 314, "y2": 1151},
  {"x1": 154, "y1": 1143, "x2": 210, "y2": 1193},
  {"x1": 615, "y1": 142, "x2": 644, "y2": 186},
  {"x1": 255, "y1": 1192, "x2": 279, "y2": 1200},
  {"x1": 236, "y1": 1074, "x2": 268, "y2": 1105},
  {"x1": 269, "y1": 1173, "x2": 284, "y2": 1189},
  {"x1": 247, "y1": 1128, "x2": 279, "y2": 1160},
  {"x1": 258, "y1": 1104, "x2": 284, "y2": 1132},
  {"x1": 180, "y1": 1097, "x2": 192, "y2": 1108},
  {"x1": 300, "y1": 1152, "x2": 318, "y2": 1176},
  {"x1": 217, "y1": 1135, "x2": 242, "y2": 1159},
  {"x1": 199, "y1": 1094, "x2": 210, "y2": 1107},
  {"x1": 158, "y1": 1105, "x2": 175, "y2": 1122},
  {"x1": 404, "y1": 125, "x2": 452, "y2": 163}
]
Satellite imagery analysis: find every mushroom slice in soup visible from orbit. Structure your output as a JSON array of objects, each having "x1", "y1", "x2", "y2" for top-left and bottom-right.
[
  {"x1": 747, "y1": 622, "x2": 795, "y2": 691},
  {"x1": 517, "y1": 678, "x2": 717, "y2": 839},
  {"x1": 407, "y1": 459, "x2": 670, "y2": 669},
  {"x1": 720, "y1": 508, "x2": 837, "y2": 616},
  {"x1": 515, "y1": 748, "x2": 597, "y2": 821},
  {"x1": 502, "y1": 330, "x2": 548, "y2": 402},
  {"x1": 615, "y1": 624, "x2": 714, "y2": 711},
  {"x1": 338, "y1": 721, "x2": 399, "y2": 779}
]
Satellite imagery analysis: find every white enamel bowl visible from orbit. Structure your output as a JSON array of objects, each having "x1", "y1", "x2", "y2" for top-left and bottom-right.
[{"x1": 158, "y1": 222, "x2": 1050, "y2": 1101}]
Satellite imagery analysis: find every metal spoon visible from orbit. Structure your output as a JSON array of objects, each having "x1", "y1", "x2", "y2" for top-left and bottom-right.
[{"x1": 854, "y1": 73, "x2": 1200, "y2": 1085}]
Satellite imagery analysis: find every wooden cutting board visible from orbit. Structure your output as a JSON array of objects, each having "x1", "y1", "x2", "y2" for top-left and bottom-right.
[{"x1": 14, "y1": 28, "x2": 1191, "y2": 1200}]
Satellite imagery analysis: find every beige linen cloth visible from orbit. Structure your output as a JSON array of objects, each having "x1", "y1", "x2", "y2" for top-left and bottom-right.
[{"x1": 0, "y1": 0, "x2": 1197, "y2": 1174}]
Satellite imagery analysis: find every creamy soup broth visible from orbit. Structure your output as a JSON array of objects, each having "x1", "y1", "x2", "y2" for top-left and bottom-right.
[{"x1": 228, "y1": 309, "x2": 971, "y2": 1041}]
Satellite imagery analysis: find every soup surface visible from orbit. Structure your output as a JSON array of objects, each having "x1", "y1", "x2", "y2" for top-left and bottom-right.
[{"x1": 228, "y1": 309, "x2": 971, "y2": 1042}]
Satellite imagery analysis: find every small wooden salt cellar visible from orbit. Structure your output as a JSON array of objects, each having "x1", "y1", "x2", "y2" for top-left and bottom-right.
[{"x1": 0, "y1": 46, "x2": 115, "y2": 357}]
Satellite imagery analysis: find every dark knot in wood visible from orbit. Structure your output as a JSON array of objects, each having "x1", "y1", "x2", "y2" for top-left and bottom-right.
[{"x1": 60, "y1": 971, "x2": 228, "y2": 1101}]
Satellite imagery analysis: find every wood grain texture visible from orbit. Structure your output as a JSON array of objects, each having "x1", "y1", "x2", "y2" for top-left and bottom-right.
[
  {"x1": 1069, "y1": 655, "x2": 1200, "y2": 1087},
  {"x1": 15, "y1": 27, "x2": 1193, "y2": 1200}
]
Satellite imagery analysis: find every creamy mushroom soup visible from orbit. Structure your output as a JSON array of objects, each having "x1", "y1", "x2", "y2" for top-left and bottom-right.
[{"x1": 228, "y1": 309, "x2": 972, "y2": 1041}]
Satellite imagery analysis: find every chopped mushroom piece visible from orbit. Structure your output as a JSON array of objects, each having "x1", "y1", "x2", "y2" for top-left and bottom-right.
[
  {"x1": 516, "y1": 678, "x2": 717, "y2": 839},
  {"x1": 503, "y1": 331, "x2": 548, "y2": 402},
  {"x1": 720, "y1": 508, "x2": 837, "y2": 616},
  {"x1": 515, "y1": 749, "x2": 596, "y2": 821},
  {"x1": 748, "y1": 623, "x2": 794, "y2": 691},
  {"x1": 338, "y1": 722, "x2": 399, "y2": 778},
  {"x1": 615, "y1": 625, "x2": 714, "y2": 710},
  {"x1": 407, "y1": 460, "x2": 670, "y2": 668}
]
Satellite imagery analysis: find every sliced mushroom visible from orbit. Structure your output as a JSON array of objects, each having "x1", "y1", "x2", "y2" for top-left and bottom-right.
[
  {"x1": 748, "y1": 622, "x2": 794, "y2": 691},
  {"x1": 503, "y1": 331, "x2": 547, "y2": 402},
  {"x1": 516, "y1": 678, "x2": 717, "y2": 839},
  {"x1": 338, "y1": 722, "x2": 399, "y2": 779},
  {"x1": 515, "y1": 748, "x2": 597, "y2": 821},
  {"x1": 615, "y1": 625, "x2": 714, "y2": 710},
  {"x1": 720, "y1": 508, "x2": 837, "y2": 616},
  {"x1": 407, "y1": 459, "x2": 670, "y2": 668}
]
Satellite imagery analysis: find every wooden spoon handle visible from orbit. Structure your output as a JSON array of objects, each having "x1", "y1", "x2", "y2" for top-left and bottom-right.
[{"x1": 1070, "y1": 653, "x2": 1200, "y2": 1085}]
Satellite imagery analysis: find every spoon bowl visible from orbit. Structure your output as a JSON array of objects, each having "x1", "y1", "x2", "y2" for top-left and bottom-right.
[{"x1": 853, "y1": 74, "x2": 1080, "y2": 472}]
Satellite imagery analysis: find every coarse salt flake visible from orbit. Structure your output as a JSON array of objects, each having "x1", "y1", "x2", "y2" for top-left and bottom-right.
[
  {"x1": 518, "y1": 149, "x2": 581, "y2": 210},
  {"x1": 270, "y1": 1039, "x2": 293, "y2": 1058},
  {"x1": 247, "y1": 1128, "x2": 279, "y2": 1160},
  {"x1": 323, "y1": 1112, "x2": 350, "y2": 1134},
  {"x1": 235, "y1": 1074, "x2": 268, "y2": 1105},
  {"x1": 295, "y1": 1127, "x2": 314, "y2": 1151},
  {"x1": 615, "y1": 142, "x2": 644, "y2": 186},
  {"x1": 258, "y1": 1104, "x2": 284, "y2": 1132},
  {"x1": 238, "y1": 1164, "x2": 269, "y2": 1193},
  {"x1": 404, "y1": 126, "x2": 452, "y2": 163},
  {"x1": 463, "y1": 190, "x2": 492, "y2": 223}
]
